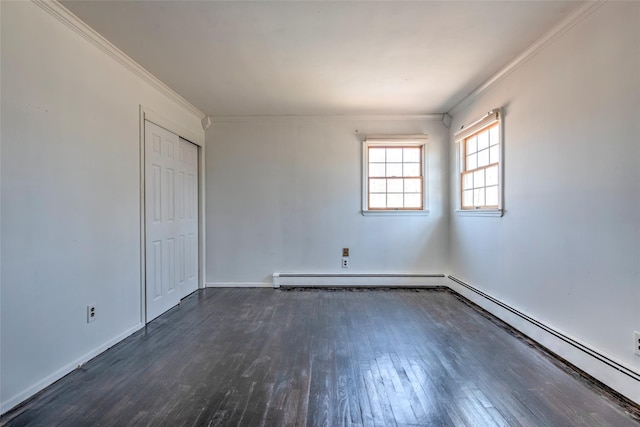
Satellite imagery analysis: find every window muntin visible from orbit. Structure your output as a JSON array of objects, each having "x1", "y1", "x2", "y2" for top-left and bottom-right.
[
  {"x1": 461, "y1": 122, "x2": 500, "y2": 209},
  {"x1": 367, "y1": 146, "x2": 423, "y2": 210}
]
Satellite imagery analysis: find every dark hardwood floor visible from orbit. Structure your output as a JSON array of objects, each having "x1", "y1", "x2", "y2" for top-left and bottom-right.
[{"x1": 2, "y1": 288, "x2": 638, "y2": 426}]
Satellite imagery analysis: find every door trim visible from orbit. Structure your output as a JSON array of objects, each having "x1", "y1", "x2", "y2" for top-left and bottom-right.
[{"x1": 139, "y1": 105, "x2": 206, "y2": 324}]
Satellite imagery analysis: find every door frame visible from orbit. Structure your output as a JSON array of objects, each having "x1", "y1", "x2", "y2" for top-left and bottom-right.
[{"x1": 139, "y1": 105, "x2": 206, "y2": 324}]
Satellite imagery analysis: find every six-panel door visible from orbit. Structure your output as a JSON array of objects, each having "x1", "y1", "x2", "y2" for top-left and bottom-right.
[{"x1": 145, "y1": 120, "x2": 198, "y2": 322}]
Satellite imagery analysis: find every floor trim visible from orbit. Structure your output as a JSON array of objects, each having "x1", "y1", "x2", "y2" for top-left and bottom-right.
[
  {"x1": 5, "y1": 274, "x2": 639, "y2": 413},
  {"x1": 447, "y1": 275, "x2": 640, "y2": 406},
  {"x1": 1, "y1": 322, "x2": 144, "y2": 414},
  {"x1": 206, "y1": 282, "x2": 273, "y2": 288},
  {"x1": 272, "y1": 273, "x2": 446, "y2": 288},
  {"x1": 447, "y1": 275, "x2": 640, "y2": 383}
]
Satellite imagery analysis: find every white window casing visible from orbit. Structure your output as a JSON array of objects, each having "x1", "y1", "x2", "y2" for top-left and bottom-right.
[
  {"x1": 454, "y1": 109, "x2": 504, "y2": 217},
  {"x1": 362, "y1": 134, "x2": 429, "y2": 216}
]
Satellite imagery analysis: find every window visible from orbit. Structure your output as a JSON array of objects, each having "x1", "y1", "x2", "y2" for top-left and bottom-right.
[
  {"x1": 455, "y1": 109, "x2": 503, "y2": 215},
  {"x1": 362, "y1": 136, "x2": 428, "y2": 215}
]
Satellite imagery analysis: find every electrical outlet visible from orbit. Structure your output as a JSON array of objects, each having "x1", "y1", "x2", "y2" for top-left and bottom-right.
[
  {"x1": 634, "y1": 331, "x2": 640, "y2": 356},
  {"x1": 342, "y1": 248, "x2": 349, "y2": 257},
  {"x1": 342, "y1": 257, "x2": 349, "y2": 268},
  {"x1": 87, "y1": 305, "x2": 96, "y2": 323}
]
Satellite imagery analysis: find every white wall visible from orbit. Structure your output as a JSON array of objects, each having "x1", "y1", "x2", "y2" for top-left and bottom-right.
[
  {"x1": 3, "y1": 0, "x2": 638, "y2": 414},
  {"x1": 0, "y1": 2, "x2": 204, "y2": 411},
  {"x1": 448, "y1": 2, "x2": 640, "y2": 402},
  {"x1": 206, "y1": 117, "x2": 449, "y2": 284}
]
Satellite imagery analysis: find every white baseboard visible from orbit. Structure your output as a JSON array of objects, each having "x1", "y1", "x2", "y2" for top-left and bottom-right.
[
  {"x1": 272, "y1": 273, "x2": 446, "y2": 288},
  {"x1": 1, "y1": 322, "x2": 144, "y2": 414},
  {"x1": 5, "y1": 277, "x2": 638, "y2": 414},
  {"x1": 446, "y1": 276, "x2": 640, "y2": 406},
  {"x1": 206, "y1": 282, "x2": 272, "y2": 288}
]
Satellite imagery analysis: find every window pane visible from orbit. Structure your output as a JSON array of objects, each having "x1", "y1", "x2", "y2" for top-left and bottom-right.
[
  {"x1": 466, "y1": 136, "x2": 477, "y2": 154},
  {"x1": 490, "y1": 144, "x2": 499, "y2": 164},
  {"x1": 387, "y1": 194, "x2": 403, "y2": 208},
  {"x1": 404, "y1": 193, "x2": 421, "y2": 208},
  {"x1": 474, "y1": 188, "x2": 485, "y2": 206},
  {"x1": 370, "y1": 194, "x2": 386, "y2": 208},
  {"x1": 386, "y1": 163, "x2": 402, "y2": 177},
  {"x1": 478, "y1": 130, "x2": 489, "y2": 150},
  {"x1": 486, "y1": 165, "x2": 498, "y2": 186},
  {"x1": 466, "y1": 154, "x2": 477, "y2": 171},
  {"x1": 490, "y1": 125, "x2": 499, "y2": 146},
  {"x1": 369, "y1": 178, "x2": 386, "y2": 193},
  {"x1": 486, "y1": 185, "x2": 499, "y2": 206},
  {"x1": 403, "y1": 147, "x2": 421, "y2": 162},
  {"x1": 477, "y1": 149, "x2": 489, "y2": 168},
  {"x1": 387, "y1": 179, "x2": 403, "y2": 193},
  {"x1": 463, "y1": 190, "x2": 473, "y2": 207},
  {"x1": 369, "y1": 148, "x2": 386, "y2": 162},
  {"x1": 403, "y1": 163, "x2": 420, "y2": 177},
  {"x1": 404, "y1": 178, "x2": 421, "y2": 193},
  {"x1": 463, "y1": 173, "x2": 473, "y2": 190},
  {"x1": 369, "y1": 163, "x2": 385, "y2": 177},
  {"x1": 473, "y1": 169, "x2": 485, "y2": 188},
  {"x1": 386, "y1": 148, "x2": 402, "y2": 162}
]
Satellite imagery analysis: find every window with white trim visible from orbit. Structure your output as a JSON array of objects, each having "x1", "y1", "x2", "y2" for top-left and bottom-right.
[
  {"x1": 362, "y1": 136, "x2": 428, "y2": 214},
  {"x1": 455, "y1": 109, "x2": 503, "y2": 214}
]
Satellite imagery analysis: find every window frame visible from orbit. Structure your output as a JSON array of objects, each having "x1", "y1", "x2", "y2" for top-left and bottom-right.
[
  {"x1": 361, "y1": 135, "x2": 429, "y2": 216},
  {"x1": 454, "y1": 109, "x2": 504, "y2": 217}
]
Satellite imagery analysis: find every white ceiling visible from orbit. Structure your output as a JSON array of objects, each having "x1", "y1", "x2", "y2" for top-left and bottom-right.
[{"x1": 61, "y1": 1, "x2": 581, "y2": 117}]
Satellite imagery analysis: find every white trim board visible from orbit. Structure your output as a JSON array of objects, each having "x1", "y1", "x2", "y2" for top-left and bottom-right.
[
  {"x1": 448, "y1": 1, "x2": 605, "y2": 116},
  {"x1": 446, "y1": 276, "x2": 640, "y2": 405},
  {"x1": 142, "y1": 106, "x2": 204, "y2": 147},
  {"x1": 273, "y1": 273, "x2": 447, "y2": 289},
  {"x1": 206, "y1": 282, "x2": 273, "y2": 288},
  {"x1": 1, "y1": 323, "x2": 144, "y2": 414},
  {"x1": 32, "y1": 0, "x2": 205, "y2": 121}
]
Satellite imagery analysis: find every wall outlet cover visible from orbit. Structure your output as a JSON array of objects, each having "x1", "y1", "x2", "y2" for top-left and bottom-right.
[
  {"x1": 634, "y1": 331, "x2": 640, "y2": 356},
  {"x1": 87, "y1": 305, "x2": 96, "y2": 323}
]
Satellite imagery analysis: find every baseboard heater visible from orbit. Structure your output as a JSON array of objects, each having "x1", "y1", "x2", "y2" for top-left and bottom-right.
[
  {"x1": 273, "y1": 273, "x2": 446, "y2": 289},
  {"x1": 448, "y1": 275, "x2": 640, "y2": 383}
]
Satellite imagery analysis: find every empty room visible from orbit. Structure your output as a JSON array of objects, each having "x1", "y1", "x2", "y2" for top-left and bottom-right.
[{"x1": 1, "y1": 0, "x2": 639, "y2": 425}]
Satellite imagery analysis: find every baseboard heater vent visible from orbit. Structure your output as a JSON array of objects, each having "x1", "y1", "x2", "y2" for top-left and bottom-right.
[
  {"x1": 273, "y1": 273, "x2": 446, "y2": 289},
  {"x1": 448, "y1": 275, "x2": 640, "y2": 383}
]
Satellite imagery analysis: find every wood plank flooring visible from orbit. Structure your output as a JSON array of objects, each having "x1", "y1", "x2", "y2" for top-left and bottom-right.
[{"x1": 2, "y1": 288, "x2": 638, "y2": 426}]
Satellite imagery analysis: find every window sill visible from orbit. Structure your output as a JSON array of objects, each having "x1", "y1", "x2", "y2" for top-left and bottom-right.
[
  {"x1": 362, "y1": 210, "x2": 430, "y2": 216},
  {"x1": 455, "y1": 209, "x2": 503, "y2": 217}
]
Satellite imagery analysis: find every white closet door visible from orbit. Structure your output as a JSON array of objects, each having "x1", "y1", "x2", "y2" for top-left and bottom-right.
[
  {"x1": 177, "y1": 137, "x2": 199, "y2": 298},
  {"x1": 145, "y1": 121, "x2": 198, "y2": 322}
]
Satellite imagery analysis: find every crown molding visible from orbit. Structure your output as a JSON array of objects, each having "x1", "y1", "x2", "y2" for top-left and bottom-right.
[
  {"x1": 32, "y1": 0, "x2": 205, "y2": 120},
  {"x1": 209, "y1": 114, "x2": 444, "y2": 124},
  {"x1": 448, "y1": 0, "x2": 606, "y2": 116}
]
